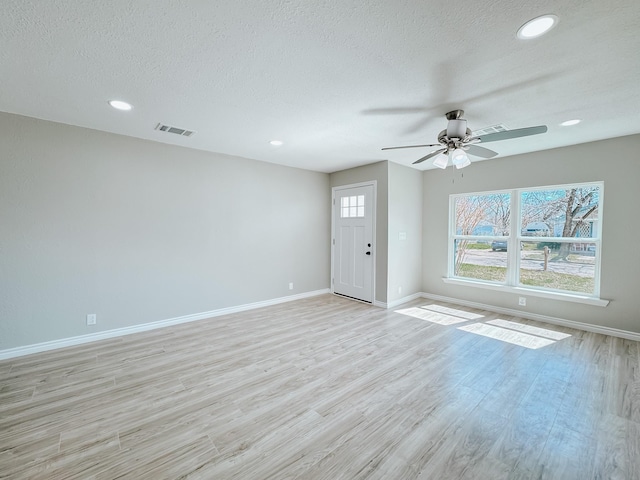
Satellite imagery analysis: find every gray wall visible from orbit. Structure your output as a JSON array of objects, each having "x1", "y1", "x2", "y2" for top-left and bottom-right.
[
  {"x1": 3, "y1": 110, "x2": 637, "y2": 351},
  {"x1": 388, "y1": 162, "x2": 423, "y2": 303},
  {"x1": 0, "y1": 112, "x2": 330, "y2": 350},
  {"x1": 423, "y1": 134, "x2": 640, "y2": 334},
  {"x1": 330, "y1": 161, "x2": 388, "y2": 303}
]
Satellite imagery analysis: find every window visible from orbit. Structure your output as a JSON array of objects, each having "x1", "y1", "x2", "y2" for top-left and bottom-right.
[
  {"x1": 453, "y1": 192, "x2": 511, "y2": 283},
  {"x1": 449, "y1": 182, "x2": 603, "y2": 300},
  {"x1": 341, "y1": 195, "x2": 365, "y2": 218}
]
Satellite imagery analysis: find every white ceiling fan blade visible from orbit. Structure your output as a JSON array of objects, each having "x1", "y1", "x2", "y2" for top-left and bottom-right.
[
  {"x1": 382, "y1": 143, "x2": 440, "y2": 151},
  {"x1": 413, "y1": 148, "x2": 447, "y2": 164},
  {"x1": 465, "y1": 145, "x2": 498, "y2": 158},
  {"x1": 474, "y1": 125, "x2": 547, "y2": 144}
]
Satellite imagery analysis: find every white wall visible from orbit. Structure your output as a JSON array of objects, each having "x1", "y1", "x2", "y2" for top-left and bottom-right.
[
  {"x1": 0, "y1": 112, "x2": 330, "y2": 350},
  {"x1": 422, "y1": 134, "x2": 640, "y2": 335},
  {"x1": 387, "y1": 162, "x2": 423, "y2": 304}
]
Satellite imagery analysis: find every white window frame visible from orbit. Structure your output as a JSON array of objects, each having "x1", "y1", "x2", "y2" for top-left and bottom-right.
[{"x1": 445, "y1": 181, "x2": 608, "y2": 307}]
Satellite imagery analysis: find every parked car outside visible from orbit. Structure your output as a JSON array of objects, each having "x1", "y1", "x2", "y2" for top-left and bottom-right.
[{"x1": 491, "y1": 240, "x2": 508, "y2": 251}]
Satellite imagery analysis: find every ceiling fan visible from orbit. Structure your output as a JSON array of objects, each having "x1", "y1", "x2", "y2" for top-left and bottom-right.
[{"x1": 381, "y1": 110, "x2": 547, "y2": 169}]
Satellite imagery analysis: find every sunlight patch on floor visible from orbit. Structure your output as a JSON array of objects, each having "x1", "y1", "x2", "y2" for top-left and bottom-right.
[
  {"x1": 458, "y1": 323, "x2": 558, "y2": 349},
  {"x1": 420, "y1": 304, "x2": 484, "y2": 320},
  {"x1": 395, "y1": 303, "x2": 571, "y2": 349},
  {"x1": 395, "y1": 306, "x2": 480, "y2": 325},
  {"x1": 487, "y1": 319, "x2": 572, "y2": 341}
]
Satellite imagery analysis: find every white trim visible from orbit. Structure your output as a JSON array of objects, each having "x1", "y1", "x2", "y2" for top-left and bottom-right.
[
  {"x1": 377, "y1": 292, "x2": 424, "y2": 309},
  {"x1": 441, "y1": 277, "x2": 609, "y2": 306},
  {"x1": 420, "y1": 292, "x2": 639, "y2": 341},
  {"x1": 509, "y1": 190, "x2": 520, "y2": 286},
  {"x1": 0, "y1": 289, "x2": 330, "y2": 360}
]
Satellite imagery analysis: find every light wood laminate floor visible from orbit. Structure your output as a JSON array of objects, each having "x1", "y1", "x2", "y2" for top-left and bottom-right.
[{"x1": 1, "y1": 295, "x2": 639, "y2": 479}]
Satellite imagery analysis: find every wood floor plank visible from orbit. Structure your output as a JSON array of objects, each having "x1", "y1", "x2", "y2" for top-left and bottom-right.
[
  {"x1": 416, "y1": 407, "x2": 508, "y2": 479},
  {"x1": 1, "y1": 294, "x2": 639, "y2": 479},
  {"x1": 532, "y1": 421, "x2": 598, "y2": 480},
  {"x1": 592, "y1": 413, "x2": 640, "y2": 480}
]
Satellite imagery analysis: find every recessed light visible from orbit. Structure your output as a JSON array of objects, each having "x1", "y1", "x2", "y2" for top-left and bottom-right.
[
  {"x1": 517, "y1": 14, "x2": 558, "y2": 39},
  {"x1": 269, "y1": 140, "x2": 283, "y2": 146},
  {"x1": 560, "y1": 119, "x2": 581, "y2": 127},
  {"x1": 108, "y1": 100, "x2": 133, "y2": 111}
]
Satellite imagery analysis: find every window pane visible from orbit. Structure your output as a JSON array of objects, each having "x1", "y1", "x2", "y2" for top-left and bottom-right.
[
  {"x1": 519, "y1": 241, "x2": 595, "y2": 294},
  {"x1": 350, "y1": 206, "x2": 357, "y2": 217},
  {"x1": 521, "y1": 185, "x2": 600, "y2": 238},
  {"x1": 453, "y1": 239, "x2": 508, "y2": 283},
  {"x1": 341, "y1": 207, "x2": 349, "y2": 218},
  {"x1": 357, "y1": 206, "x2": 364, "y2": 217},
  {"x1": 350, "y1": 196, "x2": 356, "y2": 206},
  {"x1": 357, "y1": 195, "x2": 364, "y2": 206},
  {"x1": 455, "y1": 193, "x2": 511, "y2": 236},
  {"x1": 341, "y1": 197, "x2": 348, "y2": 207}
]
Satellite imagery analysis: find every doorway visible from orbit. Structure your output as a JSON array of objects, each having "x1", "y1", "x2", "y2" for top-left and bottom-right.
[{"x1": 331, "y1": 182, "x2": 375, "y2": 303}]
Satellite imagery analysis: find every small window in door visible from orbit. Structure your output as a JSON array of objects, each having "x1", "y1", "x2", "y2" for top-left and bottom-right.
[{"x1": 341, "y1": 195, "x2": 365, "y2": 218}]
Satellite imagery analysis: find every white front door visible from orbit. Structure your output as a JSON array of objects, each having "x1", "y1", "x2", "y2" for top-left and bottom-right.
[{"x1": 332, "y1": 184, "x2": 375, "y2": 302}]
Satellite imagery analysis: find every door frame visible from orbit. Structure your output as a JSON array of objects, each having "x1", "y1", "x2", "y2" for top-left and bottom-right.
[{"x1": 330, "y1": 181, "x2": 377, "y2": 303}]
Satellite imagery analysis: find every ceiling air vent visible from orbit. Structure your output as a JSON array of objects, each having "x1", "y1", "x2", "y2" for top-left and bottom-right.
[
  {"x1": 155, "y1": 123, "x2": 196, "y2": 137},
  {"x1": 472, "y1": 124, "x2": 508, "y2": 137}
]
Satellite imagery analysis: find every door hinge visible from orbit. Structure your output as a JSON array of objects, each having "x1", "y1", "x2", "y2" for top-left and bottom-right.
[{"x1": 332, "y1": 238, "x2": 335, "y2": 245}]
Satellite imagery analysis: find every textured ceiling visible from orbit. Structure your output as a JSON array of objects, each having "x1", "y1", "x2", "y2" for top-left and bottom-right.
[{"x1": 2, "y1": 0, "x2": 639, "y2": 173}]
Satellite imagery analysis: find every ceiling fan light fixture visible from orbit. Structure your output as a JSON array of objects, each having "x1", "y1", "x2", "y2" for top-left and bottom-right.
[
  {"x1": 455, "y1": 156, "x2": 471, "y2": 169},
  {"x1": 451, "y1": 148, "x2": 468, "y2": 166},
  {"x1": 432, "y1": 152, "x2": 449, "y2": 169},
  {"x1": 517, "y1": 14, "x2": 558, "y2": 39}
]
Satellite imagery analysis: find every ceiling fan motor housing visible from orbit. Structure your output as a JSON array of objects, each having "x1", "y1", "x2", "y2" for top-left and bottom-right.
[{"x1": 447, "y1": 119, "x2": 467, "y2": 139}]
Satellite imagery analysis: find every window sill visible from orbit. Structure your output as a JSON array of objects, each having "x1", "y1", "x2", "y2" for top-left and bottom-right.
[{"x1": 442, "y1": 277, "x2": 609, "y2": 307}]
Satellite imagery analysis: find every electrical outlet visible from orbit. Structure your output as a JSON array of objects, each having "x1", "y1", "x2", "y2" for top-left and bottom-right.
[
  {"x1": 289, "y1": 282, "x2": 294, "y2": 290},
  {"x1": 518, "y1": 297, "x2": 526, "y2": 306},
  {"x1": 86, "y1": 314, "x2": 97, "y2": 325}
]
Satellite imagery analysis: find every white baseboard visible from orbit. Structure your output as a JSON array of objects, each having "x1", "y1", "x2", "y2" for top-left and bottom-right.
[
  {"x1": 374, "y1": 292, "x2": 424, "y2": 310},
  {"x1": 419, "y1": 292, "x2": 640, "y2": 342},
  {"x1": 0, "y1": 289, "x2": 330, "y2": 361}
]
